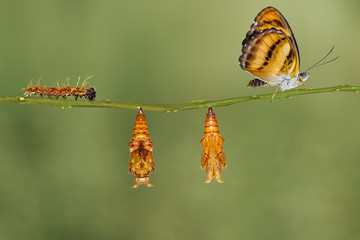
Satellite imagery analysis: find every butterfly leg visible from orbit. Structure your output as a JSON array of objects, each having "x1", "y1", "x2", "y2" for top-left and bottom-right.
[
  {"x1": 270, "y1": 86, "x2": 280, "y2": 102},
  {"x1": 300, "y1": 79, "x2": 312, "y2": 89}
]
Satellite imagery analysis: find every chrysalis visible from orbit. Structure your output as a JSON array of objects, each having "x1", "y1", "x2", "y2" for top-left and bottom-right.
[
  {"x1": 128, "y1": 107, "x2": 155, "y2": 188},
  {"x1": 200, "y1": 107, "x2": 227, "y2": 183}
]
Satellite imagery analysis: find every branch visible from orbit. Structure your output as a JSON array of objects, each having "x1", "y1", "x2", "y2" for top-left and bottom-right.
[{"x1": 1, "y1": 85, "x2": 359, "y2": 112}]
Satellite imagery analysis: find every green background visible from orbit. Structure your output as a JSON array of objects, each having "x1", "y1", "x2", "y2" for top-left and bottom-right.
[{"x1": 0, "y1": 0, "x2": 359, "y2": 239}]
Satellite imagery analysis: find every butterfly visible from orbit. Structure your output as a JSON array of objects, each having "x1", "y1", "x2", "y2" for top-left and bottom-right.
[{"x1": 239, "y1": 6, "x2": 337, "y2": 101}]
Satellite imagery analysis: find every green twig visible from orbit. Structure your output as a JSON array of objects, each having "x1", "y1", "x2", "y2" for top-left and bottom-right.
[{"x1": 1, "y1": 85, "x2": 359, "y2": 112}]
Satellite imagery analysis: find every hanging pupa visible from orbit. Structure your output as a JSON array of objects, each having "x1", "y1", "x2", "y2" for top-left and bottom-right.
[
  {"x1": 200, "y1": 107, "x2": 227, "y2": 183},
  {"x1": 128, "y1": 107, "x2": 155, "y2": 188}
]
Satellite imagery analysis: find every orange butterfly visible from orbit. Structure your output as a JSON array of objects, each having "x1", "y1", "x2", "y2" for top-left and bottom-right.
[
  {"x1": 200, "y1": 107, "x2": 227, "y2": 183},
  {"x1": 239, "y1": 6, "x2": 337, "y2": 100}
]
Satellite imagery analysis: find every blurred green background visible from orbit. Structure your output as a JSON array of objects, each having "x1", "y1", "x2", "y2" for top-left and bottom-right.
[{"x1": 0, "y1": 0, "x2": 359, "y2": 239}]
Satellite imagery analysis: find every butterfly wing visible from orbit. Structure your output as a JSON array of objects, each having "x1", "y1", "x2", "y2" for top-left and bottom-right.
[
  {"x1": 239, "y1": 7, "x2": 300, "y2": 86},
  {"x1": 240, "y1": 28, "x2": 298, "y2": 83},
  {"x1": 242, "y1": 7, "x2": 298, "y2": 51}
]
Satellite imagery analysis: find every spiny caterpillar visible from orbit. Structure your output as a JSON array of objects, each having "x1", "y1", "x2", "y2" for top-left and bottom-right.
[
  {"x1": 200, "y1": 107, "x2": 227, "y2": 183},
  {"x1": 128, "y1": 107, "x2": 155, "y2": 188},
  {"x1": 22, "y1": 76, "x2": 96, "y2": 101}
]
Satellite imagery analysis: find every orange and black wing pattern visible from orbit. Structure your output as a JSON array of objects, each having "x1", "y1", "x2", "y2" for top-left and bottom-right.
[{"x1": 239, "y1": 7, "x2": 300, "y2": 86}]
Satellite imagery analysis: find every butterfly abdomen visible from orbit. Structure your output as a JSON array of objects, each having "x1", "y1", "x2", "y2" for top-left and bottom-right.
[{"x1": 247, "y1": 79, "x2": 271, "y2": 88}]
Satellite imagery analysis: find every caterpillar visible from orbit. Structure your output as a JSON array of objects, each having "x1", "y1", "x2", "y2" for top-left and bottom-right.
[
  {"x1": 128, "y1": 107, "x2": 155, "y2": 188},
  {"x1": 200, "y1": 107, "x2": 227, "y2": 183},
  {"x1": 22, "y1": 76, "x2": 96, "y2": 101}
]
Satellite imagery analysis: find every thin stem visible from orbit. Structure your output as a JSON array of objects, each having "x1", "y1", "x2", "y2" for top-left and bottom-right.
[{"x1": 1, "y1": 85, "x2": 359, "y2": 112}]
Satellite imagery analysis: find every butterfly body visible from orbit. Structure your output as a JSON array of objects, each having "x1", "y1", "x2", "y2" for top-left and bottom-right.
[
  {"x1": 239, "y1": 7, "x2": 308, "y2": 92},
  {"x1": 280, "y1": 72, "x2": 309, "y2": 91}
]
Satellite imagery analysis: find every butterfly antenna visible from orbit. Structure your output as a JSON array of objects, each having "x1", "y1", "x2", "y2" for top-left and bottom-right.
[
  {"x1": 307, "y1": 56, "x2": 339, "y2": 71},
  {"x1": 304, "y1": 46, "x2": 339, "y2": 73}
]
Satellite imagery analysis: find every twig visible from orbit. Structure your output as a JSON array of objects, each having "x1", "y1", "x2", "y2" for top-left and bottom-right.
[{"x1": 1, "y1": 85, "x2": 358, "y2": 112}]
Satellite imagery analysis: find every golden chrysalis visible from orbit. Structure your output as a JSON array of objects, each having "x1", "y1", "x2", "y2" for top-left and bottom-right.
[
  {"x1": 200, "y1": 107, "x2": 227, "y2": 183},
  {"x1": 128, "y1": 107, "x2": 155, "y2": 188}
]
